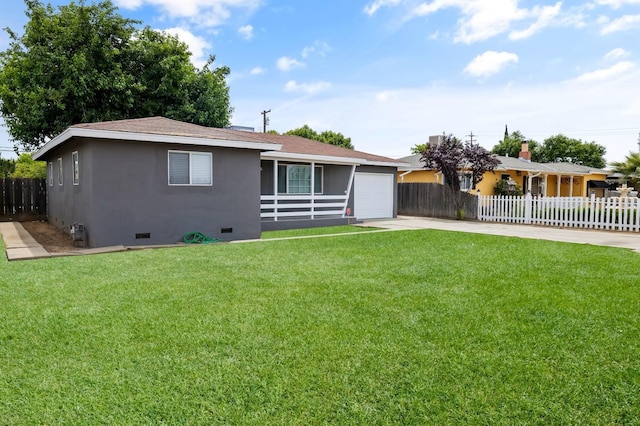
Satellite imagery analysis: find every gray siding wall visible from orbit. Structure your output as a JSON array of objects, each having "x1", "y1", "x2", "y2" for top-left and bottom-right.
[{"x1": 45, "y1": 137, "x2": 262, "y2": 247}]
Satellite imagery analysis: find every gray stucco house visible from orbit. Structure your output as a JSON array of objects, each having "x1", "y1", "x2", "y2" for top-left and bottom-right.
[{"x1": 33, "y1": 117, "x2": 401, "y2": 248}]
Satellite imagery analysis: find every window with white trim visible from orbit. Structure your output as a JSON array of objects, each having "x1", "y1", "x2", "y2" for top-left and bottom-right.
[
  {"x1": 58, "y1": 158, "x2": 63, "y2": 186},
  {"x1": 48, "y1": 162, "x2": 53, "y2": 186},
  {"x1": 72, "y1": 151, "x2": 79, "y2": 185},
  {"x1": 168, "y1": 150, "x2": 212, "y2": 186},
  {"x1": 277, "y1": 164, "x2": 323, "y2": 194},
  {"x1": 459, "y1": 173, "x2": 472, "y2": 191}
]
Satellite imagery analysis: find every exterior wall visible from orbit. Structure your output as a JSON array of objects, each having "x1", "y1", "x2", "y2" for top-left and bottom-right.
[
  {"x1": 44, "y1": 137, "x2": 262, "y2": 247},
  {"x1": 398, "y1": 169, "x2": 439, "y2": 183},
  {"x1": 399, "y1": 168, "x2": 609, "y2": 197},
  {"x1": 45, "y1": 138, "x2": 92, "y2": 236}
]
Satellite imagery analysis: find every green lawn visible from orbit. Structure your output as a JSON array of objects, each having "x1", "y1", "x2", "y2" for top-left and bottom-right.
[
  {"x1": 261, "y1": 224, "x2": 379, "y2": 239},
  {"x1": 1, "y1": 229, "x2": 639, "y2": 424}
]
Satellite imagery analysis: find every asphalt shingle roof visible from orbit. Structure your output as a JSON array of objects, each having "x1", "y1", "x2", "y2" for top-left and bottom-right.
[
  {"x1": 72, "y1": 117, "x2": 402, "y2": 165},
  {"x1": 397, "y1": 152, "x2": 610, "y2": 175}
]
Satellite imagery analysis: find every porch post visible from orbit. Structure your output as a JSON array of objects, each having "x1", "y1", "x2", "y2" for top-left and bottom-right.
[
  {"x1": 556, "y1": 175, "x2": 561, "y2": 197},
  {"x1": 343, "y1": 165, "x2": 357, "y2": 217},
  {"x1": 569, "y1": 176, "x2": 574, "y2": 197},
  {"x1": 310, "y1": 162, "x2": 315, "y2": 219},
  {"x1": 543, "y1": 174, "x2": 548, "y2": 196},
  {"x1": 273, "y1": 159, "x2": 278, "y2": 222}
]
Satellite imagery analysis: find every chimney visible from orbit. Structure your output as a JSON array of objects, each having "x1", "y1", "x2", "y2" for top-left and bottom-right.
[{"x1": 519, "y1": 142, "x2": 531, "y2": 161}]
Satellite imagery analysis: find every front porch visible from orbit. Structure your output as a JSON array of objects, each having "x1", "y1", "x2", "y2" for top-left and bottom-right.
[{"x1": 260, "y1": 158, "x2": 357, "y2": 231}]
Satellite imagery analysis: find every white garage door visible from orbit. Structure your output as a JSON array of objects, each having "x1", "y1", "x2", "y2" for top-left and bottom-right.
[{"x1": 354, "y1": 172, "x2": 394, "y2": 219}]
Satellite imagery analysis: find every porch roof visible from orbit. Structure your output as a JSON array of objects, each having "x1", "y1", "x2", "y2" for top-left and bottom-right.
[{"x1": 397, "y1": 153, "x2": 610, "y2": 176}]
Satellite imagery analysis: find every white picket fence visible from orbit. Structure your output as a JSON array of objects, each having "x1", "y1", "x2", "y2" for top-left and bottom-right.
[{"x1": 478, "y1": 194, "x2": 640, "y2": 232}]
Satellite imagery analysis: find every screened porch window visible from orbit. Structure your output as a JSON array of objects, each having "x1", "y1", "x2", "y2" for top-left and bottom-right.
[
  {"x1": 168, "y1": 151, "x2": 212, "y2": 186},
  {"x1": 277, "y1": 164, "x2": 323, "y2": 194}
]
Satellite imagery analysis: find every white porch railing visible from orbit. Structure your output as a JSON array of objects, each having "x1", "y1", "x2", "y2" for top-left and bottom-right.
[
  {"x1": 478, "y1": 194, "x2": 640, "y2": 232},
  {"x1": 261, "y1": 194, "x2": 348, "y2": 221}
]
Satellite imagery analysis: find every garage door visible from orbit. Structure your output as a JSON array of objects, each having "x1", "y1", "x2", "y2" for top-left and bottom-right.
[{"x1": 354, "y1": 172, "x2": 394, "y2": 219}]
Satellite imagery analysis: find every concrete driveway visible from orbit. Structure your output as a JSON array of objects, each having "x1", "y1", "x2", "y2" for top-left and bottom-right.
[{"x1": 357, "y1": 216, "x2": 640, "y2": 254}]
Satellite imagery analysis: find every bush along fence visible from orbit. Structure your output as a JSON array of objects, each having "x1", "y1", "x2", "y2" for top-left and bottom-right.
[
  {"x1": 478, "y1": 193, "x2": 640, "y2": 232},
  {"x1": 0, "y1": 178, "x2": 47, "y2": 222},
  {"x1": 398, "y1": 183, "x2": 478, "y2": 220}
]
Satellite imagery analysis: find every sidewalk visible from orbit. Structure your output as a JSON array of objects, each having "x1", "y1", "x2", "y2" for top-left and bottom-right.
[
  {"x1": 0, "y1": 222, "x2": 50, "y2": 261},
  {"x1": 357, "y1": 216, "x2": 640, "y2": 254}
]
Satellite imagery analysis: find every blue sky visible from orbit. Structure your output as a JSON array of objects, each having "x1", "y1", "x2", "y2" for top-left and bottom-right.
[{"x1": 1, "y1": 0, "x2": 639, "y2": 163}]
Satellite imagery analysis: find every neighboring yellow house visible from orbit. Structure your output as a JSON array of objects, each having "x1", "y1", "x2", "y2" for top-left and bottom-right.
[{"x1": 398, "y1": 153, "x2": 612, "y2": 197}]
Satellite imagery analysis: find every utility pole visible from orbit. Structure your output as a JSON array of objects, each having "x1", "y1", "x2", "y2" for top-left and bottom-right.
[
  {"x1": 467, "y1": 131, "x2": 477, "y2": 145},
  {"x1": 261, "y1": 109, "x2": 271, "y2": 133}
]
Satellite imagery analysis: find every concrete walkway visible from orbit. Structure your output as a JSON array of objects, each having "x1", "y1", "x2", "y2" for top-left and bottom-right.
[
  {"x1": 0, "y1": 222, "x2": 51, "y2": 261},
  {"x1": 357, "y1": 216, "x2": 640, "y2": 254}
]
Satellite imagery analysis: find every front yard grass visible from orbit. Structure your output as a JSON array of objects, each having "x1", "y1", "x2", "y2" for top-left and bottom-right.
[
  {"x1": 261, "y1": 224, "x2": 377, "y2": 239},
  {"x1": 1, "y1": 229, "x2": 639, "y2": 424}
]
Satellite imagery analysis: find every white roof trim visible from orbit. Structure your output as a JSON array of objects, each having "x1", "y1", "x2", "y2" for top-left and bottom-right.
[
  {"x1": 33, "y1": 127, "x2": 281, "y2": 160},
  {"x1": 261, "y1": 151, "x2": 403, "y2": 168},
  {"x1": 261, "y1": 151, "x2": 363, "y2": 165}
]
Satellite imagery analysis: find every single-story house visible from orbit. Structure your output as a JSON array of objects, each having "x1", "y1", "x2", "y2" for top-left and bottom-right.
[
  {"x1": 32, "y1": 117, "x2": 402, "y2": 248},
  {"x1": 398, "y1": 143, "x2": 612, "y2": 197}
]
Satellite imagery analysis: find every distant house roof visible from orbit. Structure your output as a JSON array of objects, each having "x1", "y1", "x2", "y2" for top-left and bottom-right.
[
  {"x1": 397, "y1": 153, "x2": 610, "y2": 176},
  {"x1": 34, "y1": 117, "x2": 403, "y2": 167}
]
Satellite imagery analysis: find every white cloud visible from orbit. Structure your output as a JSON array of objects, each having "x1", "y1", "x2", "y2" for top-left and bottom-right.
[
  {"x1": 464, "y1": 51, "x2": 519, "y2": 78},
  {"x1": 233, "y1": 68, "x2": 640, "y2": 163},
  {"x1": 509, "y1": 3, "x2": 562, "y2": 40},
  {"x1": 600, "y1": 14, "x2": 640, "y2": 34},
  {"x1": 276, "y1": 56, "x2": 305, "y2": 72},
  {"x1": 115, "y1": 0, "x2": 262, "y2": 27},
  {"x1": 604, "y1": 48, "x2": 629, "y2": 61},
  {"x1": 161, "y1": 27, "x2": 211, "y2": 68},
  {"x1": 574, "y1": 61, "x2": 635, "y2": 82},
  {"x1": 238, "y1": 25, "x2": 254, "y2": 40},
  {"x1": 301, "y1": 41, "x2": 332, "y2": 59},
  {"x1": 284, "y1": 80, "x2": 331, "y2": 95},
  {"x1": 596, "y1": 0, "x2": 640, "y2": 8},
  {"x1": 364, "y1": 0, "x2": 401, "y2": 16},
  {"x1": 250, "y1": 66, "x2": 266, "y2": 75}
]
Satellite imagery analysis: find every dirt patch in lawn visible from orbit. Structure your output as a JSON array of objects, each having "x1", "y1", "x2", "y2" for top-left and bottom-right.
[{"x1": 20, "y1": 221, "x2": 81, "y2": 253}]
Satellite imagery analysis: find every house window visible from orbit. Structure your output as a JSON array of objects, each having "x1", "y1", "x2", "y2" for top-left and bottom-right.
[
  {"x1": 72, "y1": 151, "x2": 79, "y2": 185},
  {"x1": 459, "y1": 173, "x2": 472, "y2": 191},
  {"x1": 168, "y1": 150, "x2": 212, "y2": 186},
  {"x1": 277, "y1": 164, "x2": 323, "y2": 194},
  {"x1": 57, "y1": 158, "x2": 63, "y2": 186},
  {"x1": 48, "y1": 162, "x2": 53, "y2": 186}
]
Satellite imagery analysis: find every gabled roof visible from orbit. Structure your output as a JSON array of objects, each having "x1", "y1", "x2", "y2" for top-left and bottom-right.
[
  {"x1": 397, "y1": 153, "x2": 610, "y2": 176},
  {"x1": 33, "y1": 116, "x2": 403, "y2": 167}
]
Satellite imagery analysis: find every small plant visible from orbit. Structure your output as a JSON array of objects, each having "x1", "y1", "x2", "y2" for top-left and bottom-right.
[{"x1": 494, "y1": 179, "x2": 523, "y2": 196}]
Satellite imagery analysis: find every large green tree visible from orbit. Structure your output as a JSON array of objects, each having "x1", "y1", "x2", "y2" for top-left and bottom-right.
[
  {"x1": 0, "y1": 0, "x2": 232, "y2": 152},
  {"x1": 285, "y1": 125, "x2": 354, "y2": 149},
  {"x1": 538, "y1": 134, "x2": 606, "y2": 169},
  {"x1": 491, "y1": 131, "x2": 540, "y2": 160}
]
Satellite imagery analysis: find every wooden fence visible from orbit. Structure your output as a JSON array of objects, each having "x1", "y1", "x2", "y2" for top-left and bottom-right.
[
  {"x1": 478, "y1": 194, "x2": 640, "y2": 232},
  {"x1": 0, "y1": 178, "x2": 47, "y2": 222},
  {"x1": 397, "y1": 183, "x2": 478, "y2": 220}
]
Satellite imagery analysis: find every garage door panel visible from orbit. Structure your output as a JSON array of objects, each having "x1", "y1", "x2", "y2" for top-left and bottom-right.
[{"x1": 354, "y1": 173, "x2": 394, "y2": 219}]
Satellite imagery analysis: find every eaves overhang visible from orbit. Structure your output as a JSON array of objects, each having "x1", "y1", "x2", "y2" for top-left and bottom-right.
[{"x1": 33, "y1": 127, "x2": 282, "y2": 160}]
